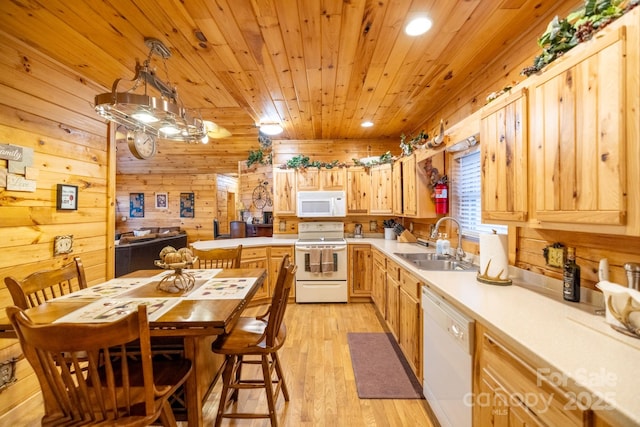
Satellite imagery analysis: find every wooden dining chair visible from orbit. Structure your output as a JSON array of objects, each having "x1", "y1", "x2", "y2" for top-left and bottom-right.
[
  {"x1": 6, "y1": 304, "x2": 192, "y2": 426},
  {"x1": 192, "y1": 245, "x2": 243, "y2": 269},
  {"x1": 211, "y1": 254, "x2": 297, "y2": 427},
  {"x1": 4, "y1": 257, "x2": 88, "y2": 309}
]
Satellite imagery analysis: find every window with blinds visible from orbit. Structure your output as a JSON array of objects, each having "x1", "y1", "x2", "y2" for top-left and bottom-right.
[{"x1": 450, "y1": 149, "x2": 507, "y2": 239}]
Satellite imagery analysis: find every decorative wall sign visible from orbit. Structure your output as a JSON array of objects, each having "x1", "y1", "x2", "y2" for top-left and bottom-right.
[
  {"x1": 155, "y1": 192, "x2": 168, "y2": 209},
  {"x1": 7, "y1": 173, "x2": 36, "y2": 192},
  {"x1": 56, "y1": 184, "x2": 78, "y2": 210},
  {"x1": 8, "y1": 146, "x2": 33, "y2": 174},
  {"x1": 180, "y1": 193, "x2": 194, "y2": 218},
  {"x1": 54, "y1": 235, "x2": 74, "y2": 255},
  {"x1": 0, "y1": 143, "x2": 23, "y2": 161},
  {"x1": 129, "y1": 193, "x2": 145, "y2": 218}
]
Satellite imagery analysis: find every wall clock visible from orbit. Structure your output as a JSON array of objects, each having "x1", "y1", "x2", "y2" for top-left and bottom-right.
[
  {"x1": 54, "y1": 235, "x2": 73, "y2": 256},
  {"x1": 127, "y1": 130, "x2": 157, "y2": 159}
]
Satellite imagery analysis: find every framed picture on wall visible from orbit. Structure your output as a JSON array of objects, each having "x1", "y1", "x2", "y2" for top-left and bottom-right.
[
  {"x1": 129, "y1": 193, "x2": 144, "y2": 218},
  {"x1": 180, "y1": 193, "x2": 194, "y2": 218},
  {"x1": 56, "y1": 184, "x2": 78, "y2": 210},
  {"x1": 263, "y1": 211, "x2": 273, "y2": 224},
  {"x1": 155, "y1": 192, "x2": 168, "y2": 209}
]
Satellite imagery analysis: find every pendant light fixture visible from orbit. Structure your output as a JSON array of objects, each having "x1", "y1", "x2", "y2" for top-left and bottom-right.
[{"x1": 94, "y1": 37, "x2": 206, "y2": 143}]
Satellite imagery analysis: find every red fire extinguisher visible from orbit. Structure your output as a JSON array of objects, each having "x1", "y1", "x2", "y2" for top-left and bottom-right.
[{"x1": 434, "y1": 176, "x2": 448, "y2": 215}]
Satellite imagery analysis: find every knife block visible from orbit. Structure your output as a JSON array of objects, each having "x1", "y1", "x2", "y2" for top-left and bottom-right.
[{"x1": 397, "y1": 230, "x2": 417, "y2": 243}]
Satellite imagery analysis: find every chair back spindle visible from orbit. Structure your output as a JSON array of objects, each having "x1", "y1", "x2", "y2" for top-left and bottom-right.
[
  {"x1": 6, "y1": 304, "x2": 192, "y2": 426},
  {"x1": 5, "y1": 257, "x2": 87, "y2": 309},
  {"x1": 192, "y1": 245, "x2": 243, "y2": 269}
]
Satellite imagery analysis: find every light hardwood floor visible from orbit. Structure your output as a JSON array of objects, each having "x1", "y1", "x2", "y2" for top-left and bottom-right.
[
  {"x1": 197, "y1": 302, "x2": 435, "y2": 427},
  {"x1": 11, "y1": 302, "x2": 436, "y2": 426}
]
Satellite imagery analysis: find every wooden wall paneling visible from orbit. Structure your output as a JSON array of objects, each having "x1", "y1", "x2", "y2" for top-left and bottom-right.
[
  {"x1": 237, "y1": 163, "x2": 272, "y2": 223},
  {"x1": 516, "y1": 227, "x2": 640, "y2": 289},
  {"x1": 0, "y1": 33, "x2": 110, "y2": 418},
  {"x1": 271, "y1": 139, "x2": 399, "y2": 165},
  {"x1": 115, "y1": 173, "x2": 228, "y2": 244}
]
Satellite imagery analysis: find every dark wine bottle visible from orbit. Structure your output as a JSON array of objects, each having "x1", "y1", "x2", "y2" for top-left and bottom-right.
[{"x1": 563, "y1": 247, "x2": 581, "y2": 302}]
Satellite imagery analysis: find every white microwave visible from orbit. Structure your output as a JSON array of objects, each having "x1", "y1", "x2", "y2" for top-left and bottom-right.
[{"x1": 297, "y1": 191, "x2": 346, "y2": 218}]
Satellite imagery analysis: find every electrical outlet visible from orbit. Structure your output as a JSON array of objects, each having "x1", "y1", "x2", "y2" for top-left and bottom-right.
[{"x1": 409, "y1": 222, "x2": 414, "y2": 232}]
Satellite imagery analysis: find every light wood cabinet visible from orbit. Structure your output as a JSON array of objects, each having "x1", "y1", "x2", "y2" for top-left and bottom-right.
[
  {"x1": 320, "y1": 168, "x2": 346, "y2": 190},
  {"x1": 530, "y1": 27, "x2": 626, "y2": 227},
  {"x1": 346, "y1": 166, "x2": 370, "y2": 215},
  {"x1": 397, "y1": 152, "x2": 443, "y2": 218},
  {"x1": 272, "y1": 168, "x2": 296, "y2": 215},
  {"x1": 386, "y1": 258, "x2": 401, "y2": 340},
  {"x1": 296, "y1": 167, "x2": 346, "y2": 191},
  {"x1": 296, "y1": 167, "x2": 320, "y2": 190},
  {"x1": 269, "y1": 246, "x2": 295, "y2": 299},
  {"x1": 371, "y1": 248, "x2": 386, "y2": 317},
  {"x1": 392, "y1": 160, "x2": 403, "y2": 215},
  {"x1": 474, "y1": 323, "x2": 590, "y2": 427},
  {"x1": 348, "y1": 244, "x2": 372, "y2": 298},
  {"x1": 402, "y1": 155, "x2": 418, "y2": 216},
  {"x1": 481, "y1": 87, "x2": 529, "y2": 223},
  {"x1": 398, "y1": 269, "x2": 421, "y2": 379},
  {"x1": 240, "y1": 246, "x2": 270, "y2": 300},
  {"x1": 369, "y1": 163, "x2": 393, "y2": 214}
]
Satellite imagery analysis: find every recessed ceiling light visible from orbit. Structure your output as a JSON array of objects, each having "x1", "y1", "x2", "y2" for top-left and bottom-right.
[
  {"x1": 259, "y1": 123, "x2": 284, "y2": 135},
  {"x1": 361, "y1": 121, "x2": 374, "y2": 128},
  {"x1": 405, "y1": 16, "x2": 432, "y2": 36}
]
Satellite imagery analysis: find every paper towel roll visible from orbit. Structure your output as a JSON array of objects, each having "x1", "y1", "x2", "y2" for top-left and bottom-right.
[{"x1": 479, "y1": 232, "x2": 509, "y2": 280}]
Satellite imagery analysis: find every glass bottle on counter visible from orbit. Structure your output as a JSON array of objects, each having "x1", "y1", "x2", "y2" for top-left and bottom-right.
[{"x1": 563, "y1": 247, "x2": 581, "y2": 302}]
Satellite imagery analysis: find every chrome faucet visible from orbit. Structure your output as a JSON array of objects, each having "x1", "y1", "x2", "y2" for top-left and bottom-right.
[{"x1": 430, "y1": 216, "x2": 465, "y2": 261}]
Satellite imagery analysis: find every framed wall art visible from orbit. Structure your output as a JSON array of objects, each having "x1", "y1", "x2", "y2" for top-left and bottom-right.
[
  {"x1": 155, "y1": 192, "x2": 168, "y2": 209},
  {"x1": 129, "y1": 193, "x2": 145, "y2": 218},
  {"x1": 56, "y1": 184, "x2": 78, "y2": 210},
  {"x1": 180, "y1": 192, "x2": 194, "y2": 218}
]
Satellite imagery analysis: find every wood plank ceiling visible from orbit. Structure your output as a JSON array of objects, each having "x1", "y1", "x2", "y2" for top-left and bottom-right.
[{"x1": 0, "y1": 0, "x2": 575, "y2": 175}]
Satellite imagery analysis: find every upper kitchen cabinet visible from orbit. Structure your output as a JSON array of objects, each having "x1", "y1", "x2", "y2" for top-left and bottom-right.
[
  {"x1": 369, "y1": 163, "x2": 393, "y2": 215},
  {"x1": 530, "y1": 24, "x2": 628, "y2": 230},
  {"x1": 273, "y1": 168, "x2": 296, "y2": 215},
  {"x1": 320, "y1": 168, "x2": 347, "y2": 191},
  {"x1": 480, "y1": 87, "x2": 529, "y2": 223},
  {"x1": 392, "y1": 160, "x2": 403, "y2": 216},
  {"x1": 346, "y1": 166, "x2": 370, "y2": 215},
  {"x1": 398, "y1": 152, "x2": 444, "y2": 218},
  {"x1": 296, "y1": 167, "x2": 346, "y2": 191}
]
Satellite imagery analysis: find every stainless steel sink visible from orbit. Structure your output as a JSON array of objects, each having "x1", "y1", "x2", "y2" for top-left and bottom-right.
[
  {"x1": 394, "y1": 253, "x2": 476, "y2": 271},
  {"x1": 393, "y1": 252, "x2": 450, "y2": 261}
]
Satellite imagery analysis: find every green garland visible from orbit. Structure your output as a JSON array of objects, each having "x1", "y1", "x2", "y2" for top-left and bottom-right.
[{"x1": 521, "y1": 0, "x2": 637, "y2": 76}]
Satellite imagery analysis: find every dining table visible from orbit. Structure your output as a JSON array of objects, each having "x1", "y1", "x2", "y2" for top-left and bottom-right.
[{"x1": 1, "y1": 267, "x2": 267, "y2": 427}]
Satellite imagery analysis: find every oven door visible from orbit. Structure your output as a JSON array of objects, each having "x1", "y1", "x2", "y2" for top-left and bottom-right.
[{"x1": 294, "y1": 243, "x2": 347, "y2": 281}]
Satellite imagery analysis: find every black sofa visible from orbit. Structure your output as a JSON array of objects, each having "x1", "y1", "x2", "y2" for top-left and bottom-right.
[{"x1": 115, "y1": 228, "x2": 188, "y2": 277}]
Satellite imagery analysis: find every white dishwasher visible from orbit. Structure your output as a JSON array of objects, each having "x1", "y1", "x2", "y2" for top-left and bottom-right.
[{"x1": 422, "y1": 286, "x2": 474, "y2": 427}]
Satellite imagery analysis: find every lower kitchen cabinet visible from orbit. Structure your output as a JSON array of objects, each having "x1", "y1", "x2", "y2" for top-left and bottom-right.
[
  {"x1": 269, "y1": 246, "x2": 295, "y2": 299},
  {"x1": 241, "y1": 245, "x2": 294, "y2": 303},
  {"x1": 349, "y1": 244, "x2": 372, "y2": 299},
  {"x1": 371, "y1": 248, "x2": 386, "y2": 317},
  {"x1": 399, "y1": 268, "x2": 422, "y2": 379},
  {"x1": 386, "y1": 259, "x2": 401, "y2": 341},
  {"x1": 381, "y1": 256, "x2": 421, "y2": 379},
  {"x1": 240, "y1": 246, "x2": 270, "y2": 300},
  {"x1": 474, "y1": 323, "x2": 590, "y2": 427}
]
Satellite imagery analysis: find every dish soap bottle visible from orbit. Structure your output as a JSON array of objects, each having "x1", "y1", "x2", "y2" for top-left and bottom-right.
[
  {"x1": 441, "y1": 233, "x2": 451, "y2": 256},
  {"x1": 563, "y1": 247, "x2": 581, "y2": 302},
  {"x1": 436, "y1": 233, "x2": 444, "y2": 255}
]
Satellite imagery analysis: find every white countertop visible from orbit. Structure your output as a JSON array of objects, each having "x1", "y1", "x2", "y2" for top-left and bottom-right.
[{"x1": 191, "y1": 236, "x2": 640, "y2": 424}]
